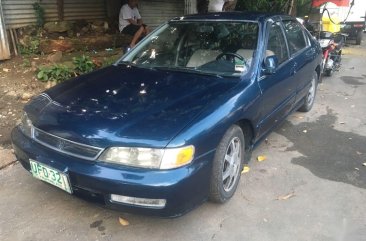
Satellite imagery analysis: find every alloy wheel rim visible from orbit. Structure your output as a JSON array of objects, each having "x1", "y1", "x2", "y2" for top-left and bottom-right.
[
  {"x1": 222, "y1": 137, "x2": 241, "y2": 192},
  {"x1": 307, "y1": 76, "x2": 316, "y2": 106}
]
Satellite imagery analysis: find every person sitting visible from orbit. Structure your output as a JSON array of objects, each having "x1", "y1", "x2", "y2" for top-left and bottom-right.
[{"x1": 119, "y1": 0, "x2": 149, "y2": 48}]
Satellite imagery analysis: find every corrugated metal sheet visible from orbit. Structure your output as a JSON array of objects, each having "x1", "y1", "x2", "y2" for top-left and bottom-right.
[
  {"x1": 139, "y1": 0, "x2": 185, "y2": 29},
  {"x1": 63, "y1": 0, "x2": 106, "y2": 21},
  {"x1": 185, "y1": 0, "x2": 197, "y2": 14},
  {"x1": 1, "y1": 0, "x2": 185, "y2": 30},
  {"x1": 2, "y1": 0, "x2": 105, "y2": 28},
  {"x1": 2, "y1": 0, "x2": 58, "y2": 28},
  {"x1": 0, "y1": 0, "x2": 10, "y2": 60}
]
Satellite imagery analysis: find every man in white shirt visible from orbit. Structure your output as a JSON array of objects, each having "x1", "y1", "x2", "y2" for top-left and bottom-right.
[{"x1": 119, "y1": 0, "x2": 149, "y2": 48}]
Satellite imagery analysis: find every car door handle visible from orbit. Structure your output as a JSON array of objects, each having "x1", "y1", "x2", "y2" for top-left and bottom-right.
[{"x1": 291, "y1": 62, "x2": 297, "y2": 75}]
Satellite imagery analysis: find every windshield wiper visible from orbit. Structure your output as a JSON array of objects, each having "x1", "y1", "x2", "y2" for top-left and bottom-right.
[
  {"x1": 152, "y1": 66, "x2": 224, "y2": 78},
  {"x1": 116, "y1": 61, "x2": 136, "y2": 67}
]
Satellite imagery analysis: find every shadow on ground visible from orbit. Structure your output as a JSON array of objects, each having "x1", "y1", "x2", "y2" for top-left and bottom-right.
[
  {"x1": 340, "y1": 76, "x2": 365, "y2": 86},
  {"x1": 277, "y1": 108, "x2": 366, "y2": 189}
]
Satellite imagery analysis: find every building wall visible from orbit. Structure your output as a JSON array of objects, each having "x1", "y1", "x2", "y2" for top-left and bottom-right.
[
  {"x1": 2, "y1": 0, "x2": 106, "y2": 29},
  {"x1": 2, "y1": 0, "x2": 58, "y2": 28},
  {"x1": 0, "y1": 0, "x2": 10, "y2": 60},
  {"x1": 1, "y1": 0, "x2": 186, "y2": 29},
  {"x1": 63, "y1": 0, "x2": 106, "y2": 21},
  {"x1": 139, "y1": 0, "x2": 184, "y2": 29},
  {"x1": 185, "y1": 0, "x2": 197, "y2": 14}
]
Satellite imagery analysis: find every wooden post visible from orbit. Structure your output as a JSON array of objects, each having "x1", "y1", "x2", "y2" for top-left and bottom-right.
[
  {"x1": 288, "y1": 0, "x2": 296, "y2": 16},
  {"x1": 57, "y1": 0, "x2": 64, "y2": 21},
  {"x1": 13, "y1": 28, "x2": 20, "y2": 55},
  {"x1": 9, "y1": 29, "x2": 18, "y2": 56}
]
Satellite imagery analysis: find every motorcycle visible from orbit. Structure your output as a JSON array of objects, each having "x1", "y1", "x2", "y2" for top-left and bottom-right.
[{"x1": 318, "y1": 31, "x2": 346, "y2": 76}]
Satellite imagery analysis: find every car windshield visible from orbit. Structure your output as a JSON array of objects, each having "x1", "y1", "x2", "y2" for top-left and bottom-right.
[{"x1": 120, "y1": 21, "x2": 259, "y2": 77}]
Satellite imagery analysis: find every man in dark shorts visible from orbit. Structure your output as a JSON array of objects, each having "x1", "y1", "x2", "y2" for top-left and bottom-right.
[{"x1": 119, "y1": 0, "x2": 149, "y2": 48}]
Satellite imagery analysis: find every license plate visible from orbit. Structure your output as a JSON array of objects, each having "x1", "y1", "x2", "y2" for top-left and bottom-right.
[{"x1": 29, "y1": 160, "x2": 72, "y2": 194}]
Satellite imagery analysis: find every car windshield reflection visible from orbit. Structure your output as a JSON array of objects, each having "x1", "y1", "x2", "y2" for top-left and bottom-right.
[{"x1": 120, "y1": 21, "x2": 259, "y2": 77}]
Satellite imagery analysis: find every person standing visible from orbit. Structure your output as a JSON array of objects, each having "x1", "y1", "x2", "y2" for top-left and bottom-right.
[{"x1": 119, "y1": 0, "x2": 149, "y2": 48}]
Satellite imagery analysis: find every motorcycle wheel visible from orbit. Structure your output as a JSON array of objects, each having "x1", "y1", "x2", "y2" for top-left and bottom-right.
[
  {"x1": 325, "y1": 68, "x2": 332, "y2": 76},
  {"x1": 356, "y1": 30, "x2": 362, "y2": 45}
]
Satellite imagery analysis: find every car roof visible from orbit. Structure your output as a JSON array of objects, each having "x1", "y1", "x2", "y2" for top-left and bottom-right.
[{"x1": 171, "y1": 11, "x2": 291, "y2": 23}]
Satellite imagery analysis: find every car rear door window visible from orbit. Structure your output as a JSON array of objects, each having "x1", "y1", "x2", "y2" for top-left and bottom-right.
[
  {"x1": 266, "y1": 21, "x2": 289, "y2": 65},
  {"x1": 283, "y1": 20, "x2": 307, "y2": 55}
]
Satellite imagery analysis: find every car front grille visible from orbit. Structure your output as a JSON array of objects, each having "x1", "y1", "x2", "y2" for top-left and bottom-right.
[{"x1": 33, "y1": 127, "x2": 104, "y2": 160}]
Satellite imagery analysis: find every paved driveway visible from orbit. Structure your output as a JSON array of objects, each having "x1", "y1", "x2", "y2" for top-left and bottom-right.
[{"x1": 1, "y1": 37, "x2": 366, "y2": 241}]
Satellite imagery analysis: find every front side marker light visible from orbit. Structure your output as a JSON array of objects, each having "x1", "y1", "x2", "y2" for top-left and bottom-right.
[
  {"x1": 160, "y1": 145, "x2": 195, "y2": 169},
  {"x1": 20, "y1": 112, "x2": 33, "y2": 137}
]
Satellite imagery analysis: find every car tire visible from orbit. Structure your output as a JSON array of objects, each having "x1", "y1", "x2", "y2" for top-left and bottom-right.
[
  {"x1": 298, "y1": 71, "x2": 318, "y2": 112},
  {"x1": 209, "y1": 125, "x2": 245, "y2": 203},
  {"x1": 356, "y1": 30, "x2": 362, "y2": 45}
]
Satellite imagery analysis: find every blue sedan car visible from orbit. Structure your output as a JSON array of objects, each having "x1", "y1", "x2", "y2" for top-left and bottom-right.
[{"x1": 12, "y1": 12, "x2": 322, "y2": 217}]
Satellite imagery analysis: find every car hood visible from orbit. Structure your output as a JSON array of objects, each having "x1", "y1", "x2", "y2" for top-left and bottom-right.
[{"x1": 26, "y1": 65, "x2": 238, "y2": 148}]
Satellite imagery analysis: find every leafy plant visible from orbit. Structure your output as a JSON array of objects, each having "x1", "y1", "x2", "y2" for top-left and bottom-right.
[
  {"x1": 22, "y1": 58, "x2": 31, "y2": 68},
  {"x1": 19, "y1": 38, "x2": 40, "y2": 55},
  {"x1": 32, "y1": 2, "x2": 45, "y2": 27},
  {"x1": 236, "y1": 0, "x2": 292, "y2": 13},
  {"x1": 73, "y1": 55, "x2": 95, "y2": 74},
  {"x1": 37, "y1": 65, "x2": 74, "y2": 83},
  {"x1": 102, "y1": 55, "x2": 119, "y2": 67}
]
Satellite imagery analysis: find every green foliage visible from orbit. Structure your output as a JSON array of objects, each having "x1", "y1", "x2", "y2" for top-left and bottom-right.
[
  {"x1": 235, "y1": 0, "x2": 312, "y2": 16},
  {"x1": 19, "y1": 38, "x2": 40, "y2": 55},
  {"x1": 37, "y1": 65, "x2": 74, "y2": 83},
  {"x1": 296, "y1": 0, "x2": 312, "y2": 17},
  {"x1": 102, "y1": 55, "x2": 119, "y2": 67},
  {"x1": 73, "y1": 55, "x2": 95, "y2": 74},
  {"x1": 32, "y1": 2, "x2": 45, "y2": 27},
  {"x1": 22, "y1": 58, "x2": 31, "y2": 68},
  {"x1": 35, "y1": 54, "x2": 114, "y2": 84},
  {"x1": 236, "y1": 0, "x2": 290, "y2": 13}
]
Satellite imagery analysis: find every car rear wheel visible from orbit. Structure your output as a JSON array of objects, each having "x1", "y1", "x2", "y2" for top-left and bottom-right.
[
  {"x1": 298, "y1": 71, "x2": 318, "y2": 112},
  {"x1": 209, "y1": 125, "x2": 244, "y2": 203}
]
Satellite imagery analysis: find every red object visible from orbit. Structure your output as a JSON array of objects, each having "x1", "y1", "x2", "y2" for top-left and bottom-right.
[{"x1": 312, "y1": 0, "x2": 350, "y2": 7}]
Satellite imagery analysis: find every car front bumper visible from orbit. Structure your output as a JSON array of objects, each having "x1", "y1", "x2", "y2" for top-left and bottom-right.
[{"x1": 11, "y1": 127, "x2": 214, "y2": 217}]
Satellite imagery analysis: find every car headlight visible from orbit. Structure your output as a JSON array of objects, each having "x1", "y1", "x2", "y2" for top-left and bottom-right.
[
  {"x1": 98, "y1": 145, "x2": 195, "y2": 169},
  {"x1": 19, "y1": 112, "x2": 33, "y2": 137}
]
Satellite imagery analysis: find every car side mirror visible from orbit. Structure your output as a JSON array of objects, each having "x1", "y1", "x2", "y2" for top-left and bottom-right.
[{"x1": 263, "y1": 55, "x2": 279, "y2": 75}]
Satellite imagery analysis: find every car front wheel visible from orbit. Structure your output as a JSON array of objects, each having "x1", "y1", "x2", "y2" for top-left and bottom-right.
[{"x1": 209, "y1": 125, "x2": 244, "y2": 203}]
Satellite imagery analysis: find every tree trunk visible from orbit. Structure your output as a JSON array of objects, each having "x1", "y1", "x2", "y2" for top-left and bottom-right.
[
  {"x1": 196, "y1": 0, "x2": 208, "y2": 14},
  {"x1": 288, "y1": 0, "x2": 296, "y2": 16}
]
